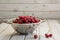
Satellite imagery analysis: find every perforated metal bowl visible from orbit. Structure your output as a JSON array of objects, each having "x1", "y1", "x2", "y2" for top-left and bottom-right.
[{"x1": 3, "y1": 18, "x2": 45, "y2": 35}]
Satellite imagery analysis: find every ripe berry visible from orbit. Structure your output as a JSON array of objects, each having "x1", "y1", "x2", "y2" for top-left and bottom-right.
[
  {"x1": 49, "y1": 34, "x2": 52, "y2": 37},
  {"x1": 19, "y1": 16, "x2": 24, "y2": 19},
  {"x1": 34, "y1": 17, "x2": 40, "y2": 23},
  {"x1": 12, "y1": 20, "x2": 17, "y2": 23},
  {"x1": 17, "y1": 21, "x2": 22, "y2": 24},
  {"x1": 28, "y1": 19, "x2": 32, "y2": 23},
  {"x1": 34, "y1": 34, "x2": 38, "y2": 39},
  {"x1": 25, "y1": 20, "x2": 29, "y2": 23},
  {"x1": 45, "y1": 34, "x2": 49, "y2": 38}
]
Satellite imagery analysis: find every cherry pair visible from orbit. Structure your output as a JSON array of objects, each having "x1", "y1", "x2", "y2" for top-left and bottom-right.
[{"x1": 45, "y1": 33, "x2": 52, "y2": 38}]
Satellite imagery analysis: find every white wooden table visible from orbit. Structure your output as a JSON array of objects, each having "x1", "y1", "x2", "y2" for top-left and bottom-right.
[{"x1": 0, "y1": 19, "x2": 60, "y2": 40}]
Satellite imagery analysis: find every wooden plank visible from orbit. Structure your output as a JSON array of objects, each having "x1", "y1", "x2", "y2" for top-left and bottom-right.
[
  {"x1": 0, "y1": 0, "x2": 60, "y2": 4},
  {"x1": 0, "y1": 19, "x2": 60, "y2": 40},
  {"x1": 56, "y1": 20, "x2": 60, "y2": 33},
  {"x1": 37, "y1": 20, "x2": 53, "y2": 40},
  {"x1": 47, "y1": 19, "x2": 60, "y2": 40},
  {"x1": 0, "y1": 12, "x2": 60, "y2": 19},
  {"x1": 0, "y1": 4, "x2": 60, "y2": 11},
  {"x1": 36, "y1": 0, "x2": 60, "y2": 4},
  {"x1": 0, "y1": 12, "x2": 24, "y2": 19},
  {"x1": 0, "y1": 0, "x2": 34, "y2": 3},
  {"x1": 25, "y1": 34, "x2": 39, "y2": 40},
  {"x1": 0, "y1": 24, "x2": 15, "y2": 40},
  {"x1": 0, "y1": 12, "x2": 33, "y2": 19},
  {"x1": 0, "y1": 23, "x2": 9, "y2": 34},
  {"x1": 0, "y1": 23, "x2": 25, "y2": 40},
  {"x1": 11, "y1": 35, "x2": 25, "y2": 40},
  {"x1": 37, "y1": 21, "x2": 49, "y2": 36}
]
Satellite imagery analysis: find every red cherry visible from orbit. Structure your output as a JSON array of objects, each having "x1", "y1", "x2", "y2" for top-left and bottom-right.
[
  {"x1": 15, "y1": 19, "x2": 21, "y2": 24},
  {"x1": 17, "y1": 20, "x2": 22, "y2": 24},
  {"x1": 28, "y1": 19, "x2": 32, "y2": 23},
  {"x1": 49, "y1": 34, "x2": 52, "y2": 37},
  {"x1": 12, "y1": 20, "x2": 17, "y2": 23},
  {"x1": 13, "y1": 19, "x2": 19, "y2": 23},
  {"x1": 16, "y1": 18, "x2": 18, "y2": 20},
  {"x1": 34, "y1": 34, "x2": 38, "y2": 39},
  {"x1": 23, "y1": 18, "x2": 27, "y2": 23},
  {"x1": 27, "y1": 17, "x2": 32, "y2": 23},
  {"x1": 19, "y1": 16, "x2": 24, "y2": 19},
  {"x1": 33, "y1": 17, "x2": 40, "y2": 23},
  {"x1": 45, "y1": 34, "x2": 49, "y2": 38},
  {"x1": 32, "y1": 20, "x2": 35, "y2": 23},
  {"x1": 30, "y1": 17, "x2": 35, "y2": 23},
  {"x1": 25, "y1": 20, "x2": 29, "y2": 23}
]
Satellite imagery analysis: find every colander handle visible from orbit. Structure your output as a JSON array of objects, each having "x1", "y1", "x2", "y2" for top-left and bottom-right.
[
  {"x1": 0, "y1": 17, "x2": 9, "y2": 24},
  {"x1": 0, "y1": 19, "x2": 12, "y2": 24},
  {"x1": 40, "y1": 18, "x2": 46, "y2": 23}
]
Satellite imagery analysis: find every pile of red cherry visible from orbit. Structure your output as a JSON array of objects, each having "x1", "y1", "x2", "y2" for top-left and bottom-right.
[
  {"x1": 45, "y1": 33, "x2": 52, "y2": 38},
  {"x1": 12, "y1": 16, "x2": 40, "y2": 24}
]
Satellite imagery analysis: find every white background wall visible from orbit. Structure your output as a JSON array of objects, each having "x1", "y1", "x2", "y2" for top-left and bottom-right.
[{"x1": 0, "y1": 0, "x2": 60, "y2": 18}]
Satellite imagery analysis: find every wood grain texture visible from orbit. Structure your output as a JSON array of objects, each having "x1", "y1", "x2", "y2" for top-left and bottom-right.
[
  {"x1": 47, "y1": 19, "x2": 60, "y2": 40},
  {"x1": 0, "y1": 4, "x2": 60, "y2": 11},
  {"x1": 0, "y1": 19, "x2": 60, "y2": 40},
  {"x1": 0, "y1": 0, "x2": 34, "y2": 3},
  {"x1": 0, "y1": 23, "x2": 14, "y2": 40},
  {"x1": 0, "y1": 0, "x2": 60, "y2": 4},
  {"x1": 11, "y1": 35, "x2": 25, "y2": 40},
  {"x1": 0, "y1": 23, "x2": 9, "y2": 34}
]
